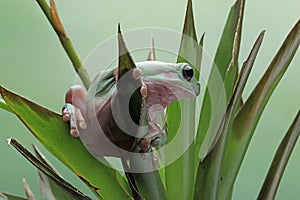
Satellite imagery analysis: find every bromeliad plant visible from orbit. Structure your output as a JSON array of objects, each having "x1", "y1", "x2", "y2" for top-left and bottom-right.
[{"x1": 0, "y1": 0, "x2": 299, "y2": 199}]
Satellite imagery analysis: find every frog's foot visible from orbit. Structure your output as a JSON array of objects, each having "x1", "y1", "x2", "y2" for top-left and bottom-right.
[
  {"x1": 62, "y1": 103, "x2": 87, "y2": 137},
  {"x1": 151, "y1": 137, "x2": 165, "y2": 147},
  {"x1": 139, "y1": 136, "x2": 164, "y2": 153},
  {"x1": 139, "y1": 138, "x2": 151, "y2": 152},
  {"x1": 146, "y1": 124, "x2": 167, "y2": 148}
]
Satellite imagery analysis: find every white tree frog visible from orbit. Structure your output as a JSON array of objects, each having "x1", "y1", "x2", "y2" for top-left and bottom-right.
[{"x1": 62, "y1": 61, "x2": 200, "y2": 158}]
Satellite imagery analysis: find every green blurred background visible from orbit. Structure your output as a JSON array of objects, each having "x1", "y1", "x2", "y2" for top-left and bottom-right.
[{"x1": 0, "y1": 0, "x2": 299, "y2": 199}]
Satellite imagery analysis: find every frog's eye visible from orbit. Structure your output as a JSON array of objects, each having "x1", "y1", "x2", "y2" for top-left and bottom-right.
[{"x1": 182, "y1": 65, "x2": 193, "y2": 81}]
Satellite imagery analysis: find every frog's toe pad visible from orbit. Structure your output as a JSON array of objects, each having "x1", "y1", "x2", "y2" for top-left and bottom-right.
[
  {"x1": 132, "y1": 68, "x2": 142, "y2": 80},
  {"x1": 62, "y1": 103, "x2": 87, "y2": 137},
  {"x1": 140, "y1": 84, "x2": 147, "y2": 98},
  {"x1": 152, "y1": 138, "x2": 164, "y2": 147},
  {"x1": 62, "y1": 112, "x2": 70, "y2": 121},
  {"x1": 70, "y1": 128, "x2": 80, "y2": 137}
]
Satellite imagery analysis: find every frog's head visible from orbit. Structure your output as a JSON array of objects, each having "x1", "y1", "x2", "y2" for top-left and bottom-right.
[{"x1": 137, "y1": 61, "x2": 200, "y2": 108}]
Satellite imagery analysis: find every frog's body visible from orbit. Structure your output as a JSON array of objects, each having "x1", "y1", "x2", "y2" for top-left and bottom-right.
[{"x1": 63, "y1": 61, "x2": 200, "y2": 158}]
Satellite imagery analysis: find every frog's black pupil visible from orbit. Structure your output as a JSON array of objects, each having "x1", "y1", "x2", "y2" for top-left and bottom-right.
[{"x1": 183, "y1": 65, "x2": 193, "y2": 81}]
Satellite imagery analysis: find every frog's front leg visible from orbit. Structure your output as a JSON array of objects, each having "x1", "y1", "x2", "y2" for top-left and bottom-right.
[
  {"x1": 62, "y1": 85, "x2": 87, "y2": 137},
  {"x1": 139, "y1": 124, "x2": 167, "y2": 153}
]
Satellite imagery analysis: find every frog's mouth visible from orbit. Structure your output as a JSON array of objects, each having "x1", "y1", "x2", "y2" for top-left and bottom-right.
[
  {"x1": 144, "y1": 81, "x2": 199, "y2": 109},
  {"x1": 193, "y1": 82, "x2": 201, "y2": 96}
]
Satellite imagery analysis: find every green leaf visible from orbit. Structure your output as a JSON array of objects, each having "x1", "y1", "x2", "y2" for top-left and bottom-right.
[
  {"x1": 194, "y1": 30, "x2": 265, "y2": 200},
  {"x1": 118, "y1": 24, "x2": 137, "y2": 77},
  {"x1": 195, "y1": 0, "x2": 245, "y2": 163},
  {"x1": 223, "y1": 0, "x2": 244, "y2": 99},
  {"x1": 32, "y1": 145, "x2": 82, "y2": 200},
  {"x1": 257, "y1": 110, "x2": 300, "y2": 200},
  {"x1": 0, "y1": 193, "x2": 28, "y2": 200},
  {"x1": 117, "y1": 25, "x2": 143, "y2": 129},
  {"x1": 220, "y1": 19, "x2": 300, "y2": 199},
  {"x1": 117, "y1": 26, "x2": 166, "y2": 200},
  {"x1": 132, "y1": 170, "x2": 167, "y2": 200},
  {"x1": 0, "y1": 86, "x2": 132, "y2": 200},
  {"x1": 165, "y1": 0, "x2": 199, "y2": 199},
  {"x1": 8, "y1": 138, "x2": 91, "y2": 200},
  {"x1": 214, "y1": 0, "x2": 244, "y2": 82},
  {"x1": 0, "y1": 99, "x2": 12, "y2": 113},
  {"x1": 196, "y1": 33, "x2": 205, "y2": 80}
]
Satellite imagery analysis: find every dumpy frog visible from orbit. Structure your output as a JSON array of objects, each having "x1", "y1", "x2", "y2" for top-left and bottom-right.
[{"x1": 62, "y1": 61, "x2": 200, "y2": 157}]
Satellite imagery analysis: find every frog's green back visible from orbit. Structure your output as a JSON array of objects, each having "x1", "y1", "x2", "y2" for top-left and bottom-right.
[
  {"x1": 96, "y1": 68, "x2": 115, "y2": 95},
  {"x1": 90, "y1": 68, "x2": 116, "y2": 105}
]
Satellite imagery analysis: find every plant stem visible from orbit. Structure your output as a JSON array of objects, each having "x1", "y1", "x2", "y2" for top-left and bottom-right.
[{"x1": 35, "y1": 0, "x2": 91, "y2": 89}]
